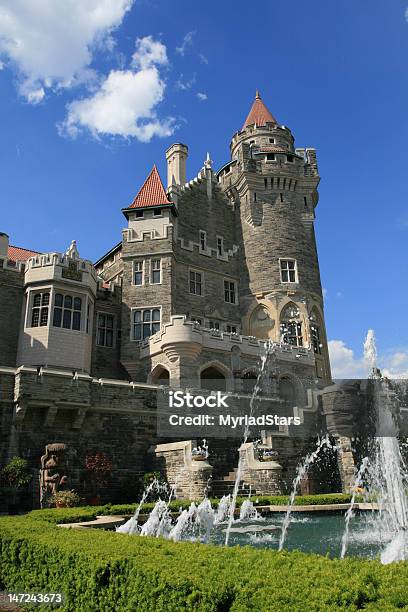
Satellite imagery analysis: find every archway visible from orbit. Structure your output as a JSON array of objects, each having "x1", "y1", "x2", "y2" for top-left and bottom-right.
[
  {"x1": 200, "y1": 366, "x2": 227, "y2": 392},
  {"x1": 149, "y1": 365, "x2": 170, "y2": 385},
  {"x1": 249, "y1": 304, "x2": 275, "y2": 339}
]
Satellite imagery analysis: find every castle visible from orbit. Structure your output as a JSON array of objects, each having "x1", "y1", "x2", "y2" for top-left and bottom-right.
[{"x1": 0, "y1": 93, "x2": 342, "y2": 504}]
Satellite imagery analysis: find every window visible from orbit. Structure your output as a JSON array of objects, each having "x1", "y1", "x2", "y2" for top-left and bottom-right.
[
  {"x1": 226, "y1": 324, "x2": 237, "y2": 333},
  {"x1": 269, "y1": 138, "x2": 275, "y2": 144},
  {"x1": 304, "y1": 196, "x2": 308, "y2": 207},
  {"x1": 191, "y1": 316, "x2": 202, "y2": 325},
  {"x1": 151, "y1": 259, "x2": 161, "y2": 284},
  {"x1": 264, "y1": 178, "x2": 268, "y2": 189},
  {"x1": 97, "y1": 313, "x2": 114, "y2": 347},
  {"x1": 135, "y1": 210, "x2": 144, "y2": 218},
  {"x1": 134, "y1": 261, "x2": 144, "y2": 285},
  {"x1": 30, "y1": 291, "x2": 50, "y2": 327},
  {"x1": 153, "y1": 208, "x2": 162, "y2": 216},
  {"x1": 254, "y1": 192, "x2": 257, "y2": 202},
  {"x1": 208, "y1": 320, "x2": 220, "y2": 330},
  {"x1": 249, "y1": 139, "x2": 255, "y2": 144},
  {"x1": 287, "y1": 154, "x2": 294, "y2": 163},
  {"x1": 280, "y1": 259, "x2": 297, "y2": 283},
  {"x1": 199, "y1": 230, "x2": 207, "y2": 251},
  {"x1": 280, "y1": 321, "x2": 303, "y2": 347},
  {"x1": 311, "y1": 325, "x2": 322, "y2": 355},
  {"x1": 217, "y1": 236, "x2": 224, "y2": 256},
  {"x1": 132, "y1": 308, "x2": 161, "y2": 340},
  {"x1": 280, "y1": 303, "x2": 302, "y2": 347},
  {"x1": 224, "y1": 280, "x2": 237, "y2": 304},
  {"x1": 53, "y1": 293, "x2": 82, "y2": 331},
  {"x1": 266, "y1": 153, "x2": 275, "y2": 161},
  {"x1": 189, "y1": 270, "x2": 202, "y2": 295},
  {"x1": 280, "y1": 193, "x2": 283, "y2": 202}
]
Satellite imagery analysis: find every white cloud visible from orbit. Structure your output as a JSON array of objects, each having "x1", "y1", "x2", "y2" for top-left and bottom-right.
[
  {"x1": 328, "y1": 340, "x2": 369, "y2": 379},
  {"x1": 197, "y1": 92, "x2": 207, "y2": 101},
  {"x1": 60, "y1": 38, "x2": 175, "y2": 142},
  {"x1": 175, "y1": 73, "x2": 196, "y2": 91},
  {"x1": 131, "y1": 35, "x2": 168, "y2": 70},
  {"x1": 176, "y1": 31, "x2": 195, "y2": 56},
  {"x1": 199, "y1": 53, "x2": 208, "y2": 65},
  {"x1": 322, "y1": 287, "x2": 328, "y2": 299},
  {"x1": 0, "y1": 0, "x2": 133, "y2": 102},
  {"x1": 329, "y1": 339, "x2": 408, "y2": 380}
]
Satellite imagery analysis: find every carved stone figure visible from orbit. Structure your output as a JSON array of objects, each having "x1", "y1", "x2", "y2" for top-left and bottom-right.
[{"x1": 40, "y1": 443, "x2": 69, "y2": 507}]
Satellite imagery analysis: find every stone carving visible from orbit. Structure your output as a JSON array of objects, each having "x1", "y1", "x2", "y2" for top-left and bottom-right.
[{"x1": 40, "y1": 443, "x2": 69, "y2": 508}]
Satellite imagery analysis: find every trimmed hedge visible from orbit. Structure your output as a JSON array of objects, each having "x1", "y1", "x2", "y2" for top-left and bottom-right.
[
  {"x1": 26, "y1": 493, "x2": 359, "y2": 525},
  {"x1": 1, "y1": 512, "x2": 408, "y2": 611}
]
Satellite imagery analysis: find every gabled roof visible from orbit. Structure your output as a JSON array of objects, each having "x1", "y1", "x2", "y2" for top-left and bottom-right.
[
  {"x1": 7, "y1": 245, "x2": 41, "y2": 262},
  {"x1": 128, "y1": 165, "x2": 171, "y2": 209},
  {"x1": 242, "y1": 91, "x2": 277, "y2": 130}
]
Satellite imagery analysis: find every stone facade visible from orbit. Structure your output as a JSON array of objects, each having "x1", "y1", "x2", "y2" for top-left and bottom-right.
[{"x1": 0, "y1": 94, "x2": 345, "y2": 502}]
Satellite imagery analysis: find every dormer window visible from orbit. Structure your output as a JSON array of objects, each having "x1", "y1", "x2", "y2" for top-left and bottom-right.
[
  {"x1": 286, "y1": 154, "x2": 294, "y2": 163},
  {"x1": 153, "y1": 208, "x2": 162, "y2": 216},
  {"x1": 135, "y1": 210, "x2": 144, "y2": 218},
  {"x1": 266, "y1": 153, "x2": 275, "y2": 161},
  {"x1": 269, "y1": 138, "x2": 275, "y2": 144}
]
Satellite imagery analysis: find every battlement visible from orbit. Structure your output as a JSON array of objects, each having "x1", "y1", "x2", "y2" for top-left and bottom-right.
[{"x1": 24, "y1": 248, "x2": 97, "y2": 292}]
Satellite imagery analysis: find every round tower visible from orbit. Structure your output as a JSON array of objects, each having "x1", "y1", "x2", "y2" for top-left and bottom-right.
[{"x1": 218, "y1": 92, "x2": 330, "y2": 380}]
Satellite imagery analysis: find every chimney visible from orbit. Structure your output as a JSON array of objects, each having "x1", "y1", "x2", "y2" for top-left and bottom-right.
[
  {"x1": 165, "y1": 143, "x2": 188, "y2": 188},
  {"x1": 0, "y1": 232, "x2": 9, "y2": 261}
]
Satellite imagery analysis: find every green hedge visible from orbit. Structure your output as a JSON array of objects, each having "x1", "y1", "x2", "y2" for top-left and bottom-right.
[
  {"x1": 1, "y1": 513, "x2": 408, "y2": 611},
  {"x1": 26, "y1": 493, "x2": 359, "y2": 525}
]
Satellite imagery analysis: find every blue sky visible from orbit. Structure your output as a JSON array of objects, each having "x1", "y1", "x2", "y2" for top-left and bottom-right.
[{"x1": 0, "y1": 0, "x2": 407, "y2": 376}]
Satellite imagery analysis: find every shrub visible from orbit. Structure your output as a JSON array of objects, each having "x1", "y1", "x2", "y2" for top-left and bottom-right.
[
  {"x1": 1, "y1": 512, "x2": 408, "y2": 611},
  {"x1": 51, "y1": 490, "x2": 82, "y2": 508},
  {"x1": 1, "y1": 456, "x2": 32, "y2": 490}
]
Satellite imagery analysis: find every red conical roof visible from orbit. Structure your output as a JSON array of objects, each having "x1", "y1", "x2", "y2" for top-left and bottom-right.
[
  {"x1": 129, "y1": 165, "x2": 171, "y2": 209},
  {"x1": 242, "y1": 91, "x2": 277, "y2": 130}
]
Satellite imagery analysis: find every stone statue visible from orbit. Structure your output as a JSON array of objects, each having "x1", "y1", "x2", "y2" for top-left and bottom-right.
[{"x1": 40, "y1": 443, "x2": 69, "y2": 508}]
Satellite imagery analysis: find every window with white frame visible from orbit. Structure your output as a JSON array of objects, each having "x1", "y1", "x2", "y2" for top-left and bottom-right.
[
  {"x1": 217, "y1": 236, "x2": 224, "y2": 256},
  {"x1": 199, "y1": 230, "x2": 207, "y2": 251},
  {"x1": 53, "y1": 294, "x2": 82, "y2": 331},
  {"x1": 224, "y1": 279, "x2": 237, "y2": 304},
  {"x1": 189, "y1": 270, "x2": 202, "y2": 295},
  {"x1": 151, "y1": 259, "x2": 161, "y2": 284},
  {"x1": 30, "y1": 291, "x2": 50, "y2": 327},
  {"x1": 97, "y1": 313, "x2": 114, "y2": 347},
  {"x1": 132, "y1": 308, "x2": 161, "y2": 340},
  {"x1": 134, "y1": 261, "x2": 144, "y2": 285},
  {"x1": 226, "y1": 324, "x2": 237, "y2": 333},
  {"x1": 280, "y1": 259, "x2": 298, "y2": 283}
]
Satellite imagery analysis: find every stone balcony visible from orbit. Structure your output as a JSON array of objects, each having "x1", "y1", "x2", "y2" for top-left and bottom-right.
[{"x1": 139, "y1": 315, "x2": 315, "y2": 366}]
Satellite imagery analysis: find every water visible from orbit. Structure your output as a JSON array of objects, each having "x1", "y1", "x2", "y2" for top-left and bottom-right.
[
  {"x1": 340, "y1": 456, "x2": 369, "y2": 558},
  {"x1": 225, "y1": 341, "x2": 275, "y2": 545},
  {"x1": 116, "y1": 478, "x2": 167, "y2": 535},
  {"x1": 278, "y1": 434, "x2": 332, "y2": 551},
  {"x1": 363, "y1": 330, "x2": 408, "y2": 563}
]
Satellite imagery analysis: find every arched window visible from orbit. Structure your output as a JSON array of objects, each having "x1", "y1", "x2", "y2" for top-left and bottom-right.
[
  {"x1": 280, "y1": 303, "x2": 302, "y2": 347},
  {"x1": 309, "y1": 309, "x2": 324, "y2": 355},
  {"x1": 200, "y1": 366, "x2": 226, "y2": 392},
  {"x1": 249, "y1": 304, "x2": 274, "y2": 339}
]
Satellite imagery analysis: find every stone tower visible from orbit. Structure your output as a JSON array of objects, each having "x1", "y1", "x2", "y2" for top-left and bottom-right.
[{"x1": 218, "y1": 92, "x2": 331, "y2": 380}]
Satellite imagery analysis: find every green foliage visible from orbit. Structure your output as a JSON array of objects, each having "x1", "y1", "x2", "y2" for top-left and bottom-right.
[
  {"x1": 1, "y1": 512, "x2": 408, "y2": 611},
  {"x1": 1, "y1": 456, "x2": 32, "y2": 490},
  {"x1": 51, "y1": 490, "x2": 82, "y2": 508}
]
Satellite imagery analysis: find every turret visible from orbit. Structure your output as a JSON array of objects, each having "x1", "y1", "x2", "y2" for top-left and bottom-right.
[
  {"x1": 17, "y1": 241, "x2": 97, "y2": 372},
  {"x1": 218, "y1": 91, "x2": 330, "y2": 380},
  {"x1": 165, "y1": 143, "x2": 188, "y2": 188}
]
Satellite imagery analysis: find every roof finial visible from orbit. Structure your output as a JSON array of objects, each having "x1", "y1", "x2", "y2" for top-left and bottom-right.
[
  {"x1": 255, "y1": 89, "x2": 261, "y2": 99},
  {"x1": 204, "y1": 152, "x2": 213, "y2": 169}
]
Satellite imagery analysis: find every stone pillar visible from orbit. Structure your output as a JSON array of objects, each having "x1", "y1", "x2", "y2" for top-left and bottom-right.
[
  {"x1": 336, "y1": 436, "x2": 355, "y2": 493},
  {"x1": 151, "y1": 440, "x2": 213, "y2": 500},
  {"x1": 239, "y1": 442, "x2": 283, "y2": 495}
]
